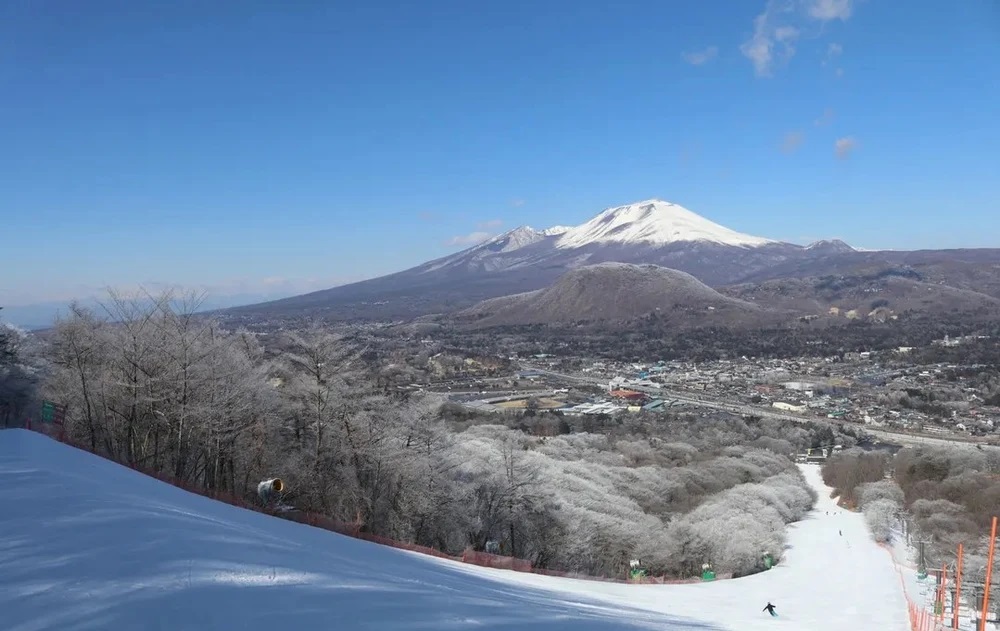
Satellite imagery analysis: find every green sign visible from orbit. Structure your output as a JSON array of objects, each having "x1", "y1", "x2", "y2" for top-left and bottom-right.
[{"x1": 40, "y1": 401, "x2": 55, "y2": 423}]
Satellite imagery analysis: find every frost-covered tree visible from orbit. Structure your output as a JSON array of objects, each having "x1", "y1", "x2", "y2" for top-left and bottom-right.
[
  {"x1": 0, "y1": 315, "x2": 39, "y2": 428},
  {"x1": 864, "y1": 498, "x2": 900, "y2": 543}
]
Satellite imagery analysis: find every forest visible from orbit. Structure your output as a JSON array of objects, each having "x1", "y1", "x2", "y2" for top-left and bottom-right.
[{"x1": 0, "y1": 291, "x2": 854, "y2": 579}]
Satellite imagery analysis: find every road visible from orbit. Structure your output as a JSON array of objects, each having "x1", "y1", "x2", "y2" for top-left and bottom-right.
[{"x1": 519, "y1": 365, "x2": 999, "y2": 450}]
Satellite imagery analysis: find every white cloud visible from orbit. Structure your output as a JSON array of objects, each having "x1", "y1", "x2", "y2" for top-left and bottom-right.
[
  {"x1": 477, "y1": 219, "x2": 504, "y2": 229},
  {"x1": 742, "y1": 0, "x2": 857, "y2": 76},
  {"x1": 510, "y1": 198, "x2": 525, "y2": 208},
  {"x1": 447, "y1": 231, "x2": 494, "y2": 247},
  {"x1": 682, "y1": 46, "x2": 719, "y2": 66},
  {"x1": 781, "y1": 131, "x2": 805, "y2": 153},
  {"x1": 741, "y1": 1, "x2": 801, "y2": 77},
  {"x1": 807, "y1": 0, "x2": 853, "y2": 21},
  {"x1": 834, "y1": 136, "x2": 858, "y2": 159}
]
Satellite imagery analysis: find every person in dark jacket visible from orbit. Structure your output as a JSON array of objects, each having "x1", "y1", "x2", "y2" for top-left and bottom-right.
[{"x1": 763, "y1": 602, "x2": 777, "y2": 617}]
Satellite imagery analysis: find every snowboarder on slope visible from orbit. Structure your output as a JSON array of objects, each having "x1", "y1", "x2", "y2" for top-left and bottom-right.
[{"x1": 763, "y1": 602, "x2": 777, "y2": 617}]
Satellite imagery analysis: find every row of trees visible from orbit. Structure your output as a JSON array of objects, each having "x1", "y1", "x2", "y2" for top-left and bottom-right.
[{"x1": 11, "y1": 291, "x2": 845, "y2": 578}]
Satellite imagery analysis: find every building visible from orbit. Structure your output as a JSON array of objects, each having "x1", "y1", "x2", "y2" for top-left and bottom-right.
[{"x1": 610, "y1": 389, "x2": 647, "y2": 402}]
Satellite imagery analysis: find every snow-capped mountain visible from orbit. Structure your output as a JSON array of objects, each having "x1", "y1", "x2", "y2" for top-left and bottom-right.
[
  {"x1": 555, "y1": 199, "x2": 776, "y2": 249},
  {"x1": 483, "y1": 226, "x2": 546, "y2": 252},
  {"x1": 225, "y1": 198, "x2": 805, "y2": 319},
  {"x1": 542, "y1": 226, "x2": 572, "y2": 236},
  {"x1": 224, "y1": 197, "x2": 1000, "y2": 322}
]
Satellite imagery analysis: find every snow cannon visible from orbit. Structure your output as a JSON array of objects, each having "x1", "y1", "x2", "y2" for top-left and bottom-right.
[{"x1": 257, "y1": 478, "x2": 285, "y2": 505}]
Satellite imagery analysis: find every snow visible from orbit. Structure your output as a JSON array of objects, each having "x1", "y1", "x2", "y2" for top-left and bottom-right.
[
  {"x1": 418, "y1": 227, "x2": 546, "y2": 273},
  {"x1": 542, "y1": 226, "x2": 572, "y2": 236},
  {"x1": 1, "y1": 429, "x2": 908, "y2": 631},
  {"x1": 555, "y1": 199, "x2": 777, "y2": 249},
  {"x1": 486, "y1": 226, "x2": 545, "y2": 252}
]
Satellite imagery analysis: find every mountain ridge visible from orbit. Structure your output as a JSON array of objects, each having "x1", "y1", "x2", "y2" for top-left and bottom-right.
[{"x1": 218, "y1": 198, "x2": 1000, "y2": 323}]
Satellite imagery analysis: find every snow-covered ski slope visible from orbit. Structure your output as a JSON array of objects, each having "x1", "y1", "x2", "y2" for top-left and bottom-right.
[{"x1": 0, "y1": 430, "x2": 908, "y2": 631}]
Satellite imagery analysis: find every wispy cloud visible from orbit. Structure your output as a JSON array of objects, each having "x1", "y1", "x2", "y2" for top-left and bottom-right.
[
  {"x1": 814, "y1": 107, "x2": 835, "y2": 126},
  {"x1": 417, "y1": 211, "x2": 438, "y2": 222},
  {"x1": 510, "y1": 198, "x2": 525, "y2": 208},
  {"x1": 834, "y1": 136, "x2": 858, "y2": 159},
  {"x1": 741, "y1": 3, "x2": 800, "y2": 77},
  {"x1": 741, "y1": 0, "x2": 857, "y2": 76},
  {"x1": 447, "y1": 231, "x2": 494, "y2": 247},
  {"x1": 781, "y1": 131, "x2": 805, "y2": 153},
  {"x1": 682, "y1": 46, "x2": 719, "y2": 66},
  {"x1": 807, "y1": 0, "x2": 853, "y2": 20},
  {"x1": 477, "y1": 219, "x2": 504, "y2": 230}
]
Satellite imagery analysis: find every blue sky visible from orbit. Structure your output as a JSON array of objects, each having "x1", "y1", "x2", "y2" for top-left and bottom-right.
[{"x1": 2, "y1": 0, "x2": 999, "y2": 315}]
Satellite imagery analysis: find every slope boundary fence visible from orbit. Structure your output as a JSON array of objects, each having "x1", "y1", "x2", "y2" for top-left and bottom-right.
[
  {"x1": 13, "y1": 423, "x2": 731, "y2": 586},
  {"x1": 880, "y1": 542, "x2": 932, "y2": 631}
]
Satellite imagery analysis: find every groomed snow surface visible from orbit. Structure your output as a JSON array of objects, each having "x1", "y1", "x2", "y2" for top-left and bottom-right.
[{"x1": 1, "y1": 430, "x2": 908, "y2": 631}]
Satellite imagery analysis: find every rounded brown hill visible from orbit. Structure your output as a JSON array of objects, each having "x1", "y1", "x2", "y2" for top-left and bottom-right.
[{"x1": 457, "y1": 262, "x2": 768, "y2": 327}]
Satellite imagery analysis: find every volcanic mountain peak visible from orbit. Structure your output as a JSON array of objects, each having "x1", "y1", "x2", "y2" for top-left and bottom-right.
[
  {"x1": 805, "y1": 239, "x2": 856, "y2": 253},
  {"x1": 457, "y1": 261, "x2": 765, "y2": 327},
  {"x1": 555, "y1": 199, "x2": 777, "y2": 249}
]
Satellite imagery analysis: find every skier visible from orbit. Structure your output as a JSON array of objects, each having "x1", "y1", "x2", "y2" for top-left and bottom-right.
[
  {"x1": 763, "y1": 602, "x2": 777, "y2": 617},
  {"x1": 839, "y1": 529, "x2": 842, "y2": 536}
]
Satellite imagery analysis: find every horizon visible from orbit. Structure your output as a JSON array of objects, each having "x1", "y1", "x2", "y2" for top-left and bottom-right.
[{"x1": 3, "y1": 1, "x2": 999, "y2": 325}]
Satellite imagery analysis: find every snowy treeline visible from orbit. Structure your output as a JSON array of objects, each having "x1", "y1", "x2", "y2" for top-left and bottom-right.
[
  {"x1": 821, "y1": 448, "x2": 891, "y2": 508},
  {"x1": 37, "y1": 291, "x2": 826, "y2": 578},
  {"x1": 443, "y1": 429, "x2": 816, "y2": 577},
  {"x1": 894, "y1": 446, "x2": 1000, "y2": 558},
  {"x1": 857, "y1": 480, "x2": 904, "y2": 543},
  {"x1": 821, "y1": 450, "x2": 906, "y2": 543},
  {"x1": 0, "y1": 320, "x2": 39, "y2": 427},
  {"x1": 823, "y1": 444, "x2": 1000, "y2": 599}
]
